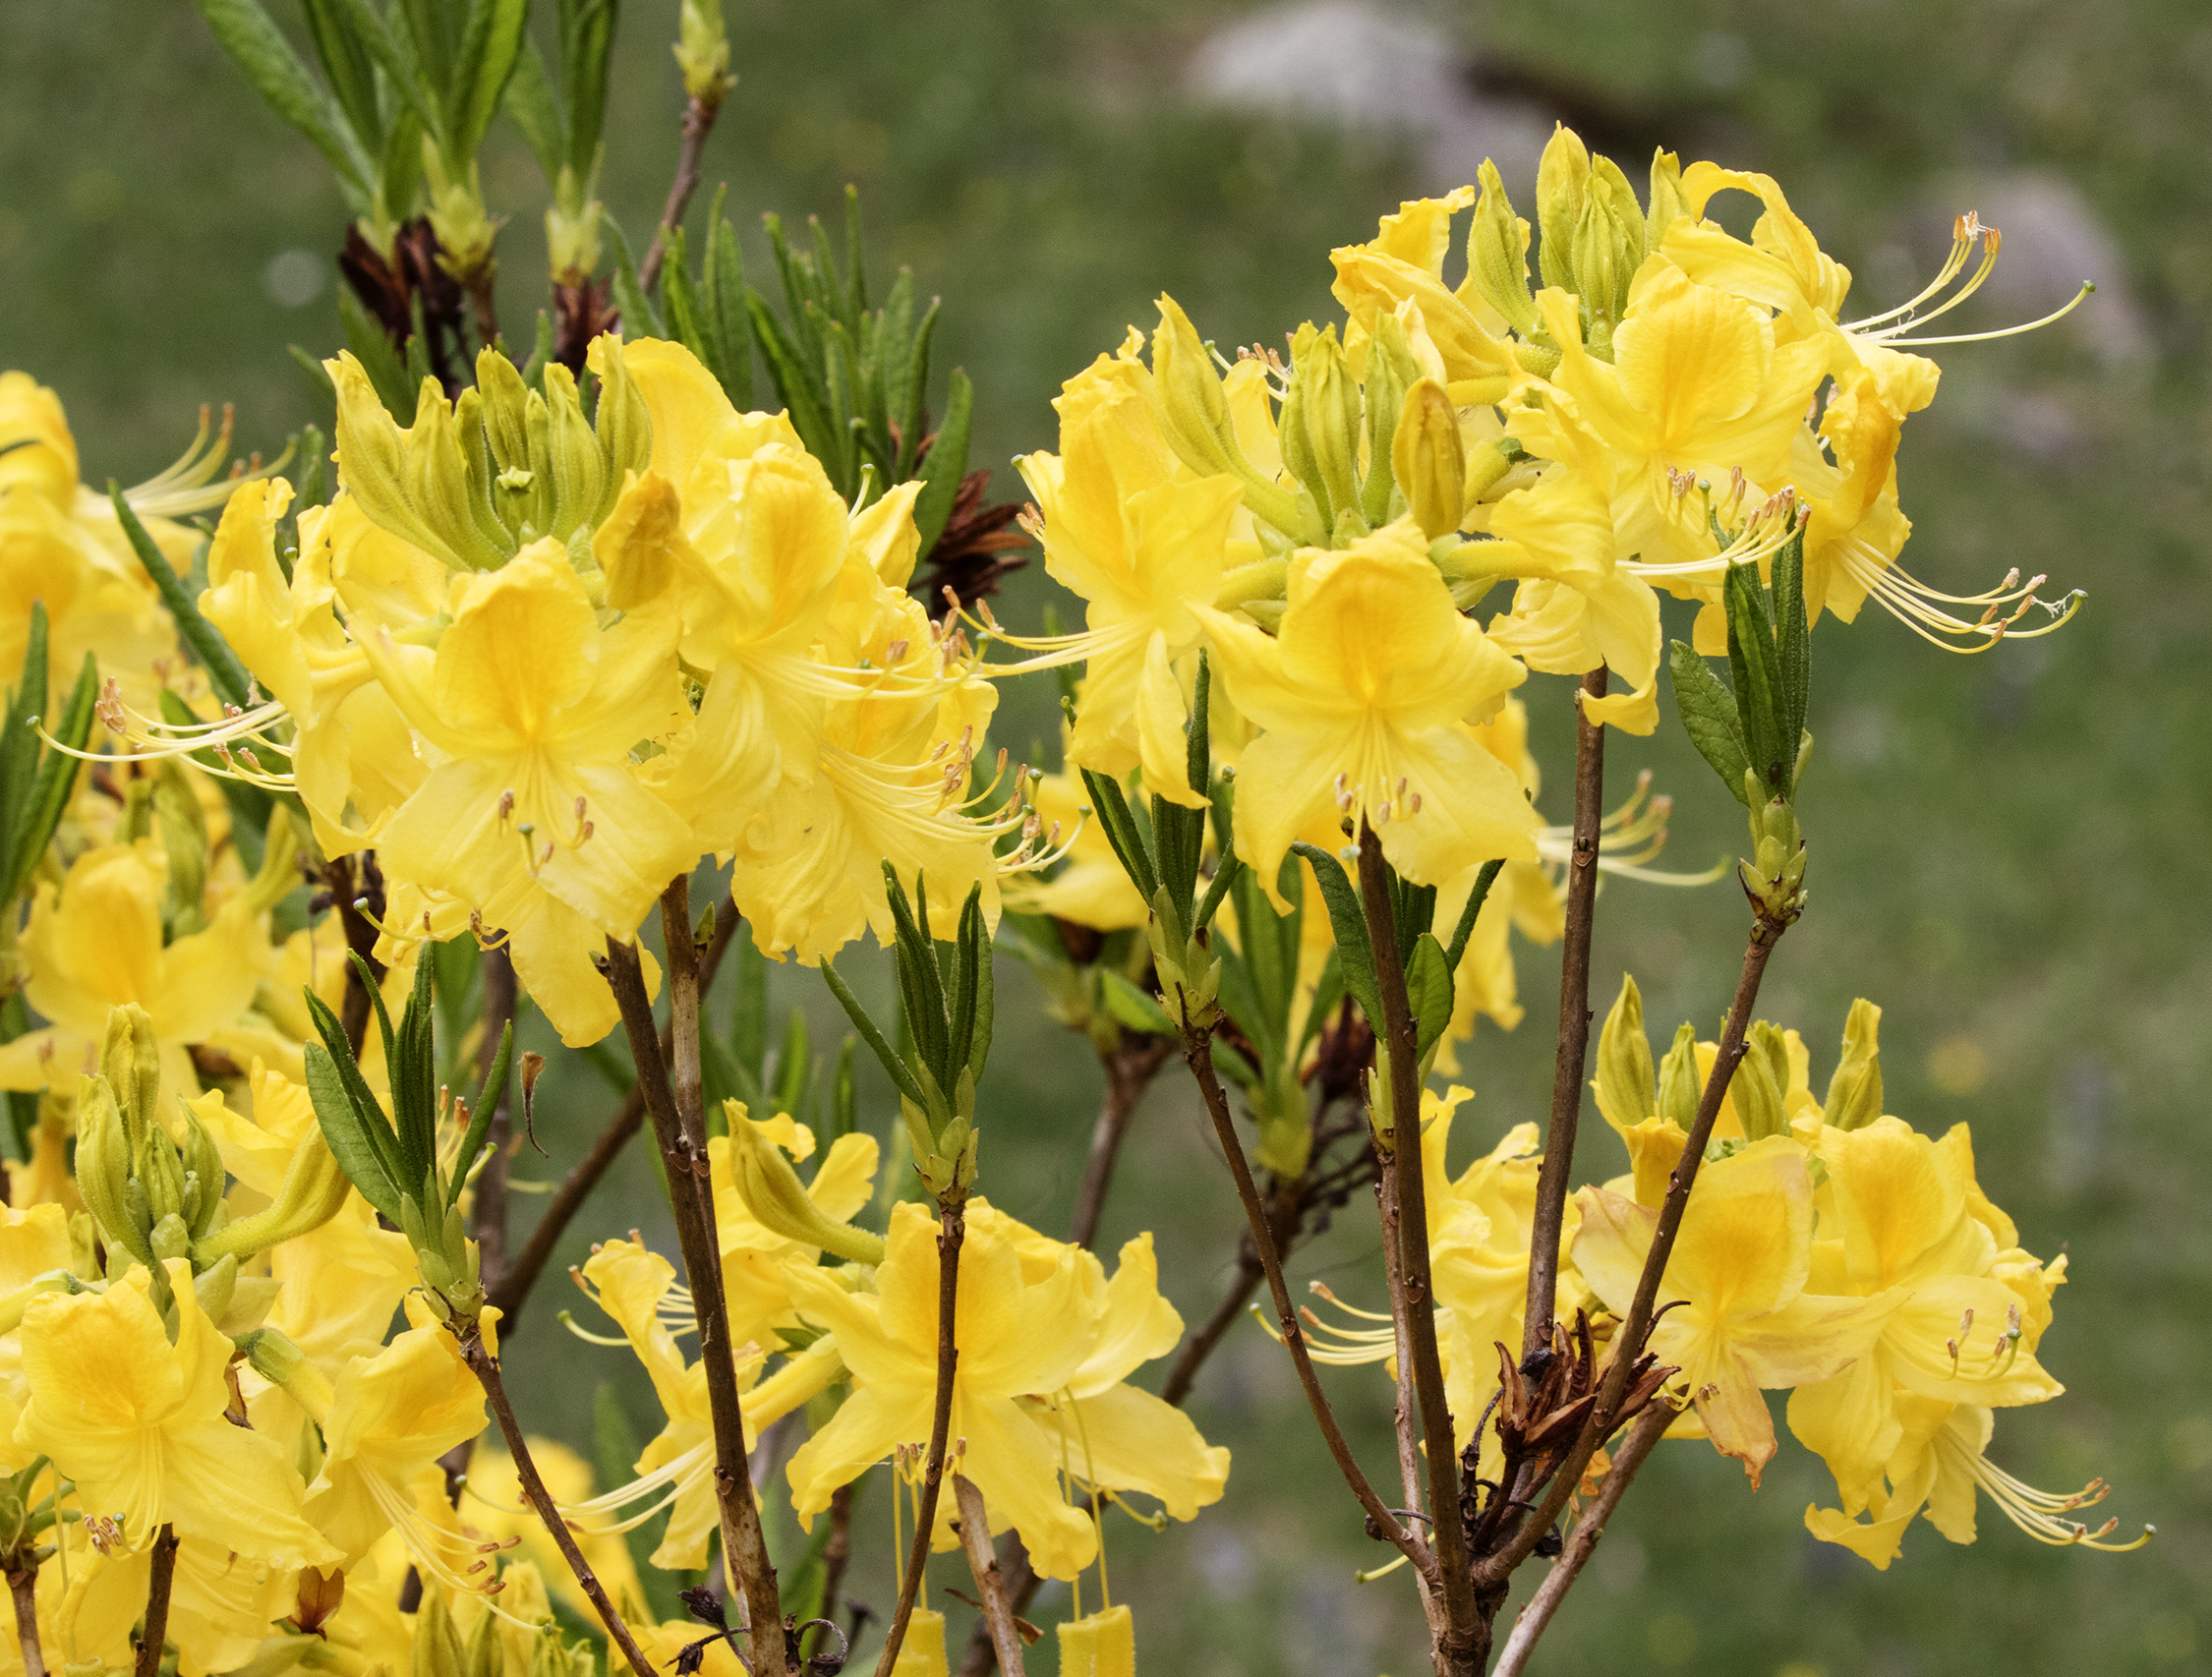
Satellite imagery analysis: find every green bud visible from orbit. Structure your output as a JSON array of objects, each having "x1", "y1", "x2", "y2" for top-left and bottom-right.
[
  {"x1": 1468, "y1": 160, "x2": 1539, "y2": 337},
  {"x1": 674, "y1": 0, "x2": 736, "y2": 106},
  {"x1": 590, "y1": 336, "x2": 653, "y2": 522},
  {"x1": 1536, "y1": 124, "x2": 1592, "y2": 293},
  {"x1": 1360, "y1": 313, "x2": 1422, "y2": 529},
  {"x1": 148, "y1": 1213, "x2": 191, "y2": 1264},
  {"x1": 1153, "y1": 297, "x2": 1323, "y2": 546},
  {"x1": 192, "y1": 1252, "x2": 237, "y2": 1324},
  {"x1": 1734, "y1": 1022, "x2": 1789, "y2": 1141},
  {"x1": 1589, "y1": 155, "x2": 1648, "y2": 310},
  {"x1": 138, "y1": 1126, "x2": 188, "y2": 1227},
  {"x1": 1739, "y1": 790, "x2": 1808, "y2": 924},
  {"x1": 547, "y1": 161, "x2": 606, "y2": 283},
  {"x1": 180, "y1": 1111, "x2": 224, "y2": 1239},
  {"x1": 414, "y1": 1583, "x2": 468, "y2": 1677},
  {"x1": 1647, "y1": 147, "x2": 1689, "y2": 252},
  {"x1": 1595, "y1": 974, "x2": 1657, "y2": 1130},
  {"x1": 99, "y1": 1004, "x2": 161, "y2": 1148},
  {"x1": 1391, "y1": 379, "x2": 1465, "y2": 539},
  {"x1": 1825, "y1": 999, "x2": 1885, "y2": 1131},
  {"x1": 540, "y1": 363, "x2": 607, "y2": 546},
  {"x1": 1656, "y1": 1021, "x2": 1701, "y2": 1131},
  {"x1": 74, "y1": 1074, "x2": 149, "y2": 1267},
  {"x1": 724, "y1": 1104, "x2": 887, "y2": 1267},
  {"x1": 1277, "y1": 322, "x2": 1332, "y2": 516},
  {"x1": 1297, "y1": 324, "x2": 1362, "y2": 523},
  {"x1": 422, "y1": 144, "x2": 496, "y2": 282}
]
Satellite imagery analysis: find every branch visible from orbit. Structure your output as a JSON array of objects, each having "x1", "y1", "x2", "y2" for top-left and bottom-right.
[
  {"x1": 1477, "y1": 914, "x2": 1787, "y2": 1587},
  {"x1": 1525, "y1": 665, "x2": 1607, "y2": 1358},
  {"x1": 491, "y1": 895, "x2": 737, "y2": 1332},
  {"x1": 1356, "y1": 828, "x2": 1481, "y2": 1675},
  {"x1": 1068, "y1": 1035, "x2": 1174, "y2": 1251},
  {"x1": 952, "y1": 1475, "x2": 1027, "y2": 1677},
  {"x1": 8, "y1": 1555, "x2": 42, "y2": 1677},
  {"x1": 1177, "y1": 1015, "x2": 1432, "y2": 1577},
  {"x1": 1488, "y1": 1399, "x2": 1671, "y2": 1677},
  {"x1": 818, "y1": 1482, "x2": 856, "y2": 1651},
  {"x1": 639, "y1": 96, "x2": 722, "y2": 295},
  {"x1": 874, "y1": 1205, "x2": 965, "y2": 1677},
  {"x1": 1371, "y1": 1147, "x2": 1432, "y2": 1576},
  {"x1": 457, "y1": 1320, "x2": 660, "y2": 1674},
  {"x1": 133, "y1": 1525, "x2": 177, "y2": 1677},
  {"x1": 605, "y1": 920, "x2": 789, "y2": 1675}
]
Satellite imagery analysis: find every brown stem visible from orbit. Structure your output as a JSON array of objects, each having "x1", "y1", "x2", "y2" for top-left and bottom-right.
[
  {"x1": 1371, "y1": 1151, "x2": 1433, "y2": 1564},
  {"x1": 639, "y1": 95, "x2": 722, "y2": 296},
  {"x1": 951, "y1": 1475, "x2": 1027, "y2": 1677},
  {"x1": 465, "y1": 274, "x2": 501, "y2": 355},
  {"x1": 1525, "y1": 666, "x2": 1607, "y2": 1359},
  {"x1": 1477, "y1": 915, "x2": 1786, "y2": 1588},
  {"x1": 875, "y1": 1204, "x2": 965, "y2": 1677},
  {"x1": 819, "y1": 1482, "x2": 855, "y2": 1641},
  {"x1": 1067, "y1": 1036, "x2": 1174, "y2": 1251},
  {"x1": 957, "y1": 1535, "x2": 1040, "y2": 1677},
  {"x1": 604, "y1": 927, "x2": 789, "y2": 1675},
  {"x1": 1178, "y1": 1020, "x2": 1431, "y2": 1577},
  {"x1": 1355, "y1": 828, "x2": 1480, "y2": 1677},
  {"x1": 457, "y1": 1321, "x2": 659, "y2": 1674},
  {"x1": 1488, "y1": 1400, "x2": 1670, "y2": 1677},
  {"x1": 471, "y1": 944, "x2": 519, "y2": 1295},
  {"x1": 9, "y1": 1556, "x2": 43, "y2": 1677},
  {"x1": 133, "y1": 1525, "x2": 177, "y2": 1677},
  {"x1": 491, "y1": 896, "x2": 737, "y2": 1333}
]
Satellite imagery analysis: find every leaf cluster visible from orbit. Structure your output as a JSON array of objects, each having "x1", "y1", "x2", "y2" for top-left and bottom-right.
[{"x1": 1669, "y1": 529, "x2": 1813, "y2": 808}]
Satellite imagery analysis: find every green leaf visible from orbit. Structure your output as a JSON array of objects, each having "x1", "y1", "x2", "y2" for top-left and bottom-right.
[
  {"x1": 4, "y1": 654, "x2": 96, "y2": 905},
  {"x1": 448, "y1": 0, "x2": 528, "y2": 158},
  {"x1": 1773, "y1": 525, "x2": 1811, "y2": 762},
  {"x1": 302, "y1": 1038, "x2": 404, "y2": 1224},
  {"x1": 501, "y1": 38, "x2": 563, "y2": 182},
  {"x1": 558, "y1": 0, "x2": 617, "y2": 174},
  {"x1": 819, "y1": 959, "x2": 928, "y2": 1111},
  {"x1": 0, "y1": 601, "x2": 51, "y2": 898},
  {"x1": 337, "y1": 289, "x2": 419, "y2": 422},
  {"x1": 893, "y1": 298, "x2": 939, "y2": 481},
  {"x1": 109, "y1": 488, "x2": 252, "y2": 710},
  {"x1": 1077, "y1": 768, "x2": 1160, "y2": 905},
  {"x1": 1722, "y1": 560, "x2": 1789, "y2": 799},
  {"x1": 605, "y1": 219, "x2": 662, "y2": 339},
  {"x1": 1668, "y1": 640, "x2": 1753, "y2": 808},
  {"x1": 1100, "y1": 970, "x2": 1176, "y2": 1037},
  {"x1": 701, "y1": 193, "x2": 753, "y2": 409},
  {"x1": 830, "y1": 1036, "x2": 857, "y2": 1142},
  {"x1": 1192, "y1": 854, "x2": 1241, "y2": 935},
  {"x1": 156, "y1": 688, "x2": 276, "y2": 861},
  {"x1": 448, "y1": 1019, "x2": 512, "y2": 1207},
  {"x1": 881, "y1": 865, "x2": 950, "y2": 1084},
  {"x1": 1406, "y1": 933, "x2": 1454, "y2": 1062},
  {"x1": 912, "y1": 368, "x2": 972, "y2": 554},
  {"x1": 194, "y1": 0, "x2": 375, "y2": 203},
  {"x1": 1441, "y1": 858, "x2": 1505, "y2": 975},
  {"x1": 842, "y1": 184, "x2": 868, "y2": 322},
  {"x1": 298, "y1": 0, "x2": 383, "y2": 148},
  {"x1": 1299, "y1": 950, "x2": 1347, "y2": 1054},
  {"x1": 1289, "y1": 841, "x2": 1383, "y2": 1035},
  {"x1": 771, "y1": 1006, "x2": 810, "y2": 1119},
  {"x1": 746, "y1": 286, "x2": 838, "y2": 465},
  {"x1": 946, "y1": 882, "x2": 982, "y2": 1077}
]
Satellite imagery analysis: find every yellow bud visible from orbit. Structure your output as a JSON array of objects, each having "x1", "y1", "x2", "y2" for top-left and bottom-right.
[
  {"x1": 1647, "y1": 147, "x2": 1689, "y2": 250},
  {"x1": 540, "y1": 362, "x2": 607, "y2": 545},
  {"x1": 1058, "y1": 1604, "x2": 1136, "y2": 1677},
  {"x1": 1733, "y1": 1022, "x2": 1788, "y2": 1141},
  {"x1": 98, "y1": 1004, "x2": 160, "y2": 1146},
  {"x1": 194, "y1": 1126, "x2": 353, "y2": 1265},
  {"x1": 1468, "y1": 159, "x2": 1539, "y2": 337},
  {"x1": 324, "y1": 354, "x2": 506, "y2": 571},
  {"x1": 1391, "y1": 378, "x2": 1465, "y2": 539},
  {"x1": 413, "y1": 1585, "x2": 467, "y2": 1677},
  {"x1": 1536, "y1": 124, "x2": 1592, "y2": 292},
  {"x1": 1825, "y1": 999, "x2": 1884, "y2": 1131},
  {"x1": 1296, "y1": 324, "x2": 1362, "y2": 520},
  {"x1": 1595, "y1": 973, "x2": 1656, "y2": 1131},
  {"x1": 1277, "y1": 321, "x2": 1331, "y2": 513},
  {"x1": 1151, "y1": 295, "x2": 1240, "y2": 479},
  {"x1": 421, "y1": 144, "x2": 496, "y2": 283},
  {"x1": 547, "y1": 162, "x2": 605, "y2": 283},
  {"x1": 725, "y1": 1103, "x2": 888, "y2": 1266}
]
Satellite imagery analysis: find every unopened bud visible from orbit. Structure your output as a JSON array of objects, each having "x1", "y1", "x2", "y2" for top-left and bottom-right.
[
  {"x1": 1825, "y1": 999, "x2": 1885, "y2": 1131},
  {"x1": 1536, "y1": 124, "x2": 1592, "y2": 293},
  {"x1": 1732, "y1": 1022, "x2": 1788, "y2": 1141},
  {"x1": 1595, "y1": 974, "x2": 1657, "y2": 1132},
  {"x1": 1468, "y1": 159, "x2": 1540, "y2": 337},
  {"x1": 723, "y1": 1105, "x2": 887, "y2": 1267},
  {"x1": 75, "y1": 1074, "x2": 149, "y2": 1267},
  {"x1": 674, "y1": 0, "x2": 736, "y2": 106},
  {"x1": 1297, "y1": 324, "x2": 1361, "y2": 519},
  {"x1": 1392, "y1": 378, "x2": 1465, "y2": 539},
  {"x1": 243, "y1": 1326, "x2": 336, "y2": 1424},
  {"x1": 421, "y1": 143, "x2": 496, "y2": 283},
  {"x1": 138, "y1": 1126, "x2": 188, "y2": 1226},
  {"x1": 99, "y1": 1004, "x2": 161, "y2": 1147},
  {"x1": 1646, "y1": 148, "x2": 1689, "y2": 250},
  {"x1": 1656, "y1": 1021, "x2": 1701, "y2": 1132}
]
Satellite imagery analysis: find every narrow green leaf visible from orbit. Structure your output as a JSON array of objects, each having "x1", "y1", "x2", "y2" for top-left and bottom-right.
[
  {"x1": 449, "y1": 0, "x2": 528, "y2": 158},
  {"x1": 912, "y1": 369, "x2": 972, "y2": 554},
  {"x1": 336, "y1": 290, "x2": 418, "y2": 422},
  {"x1": 1722, "y1": 560, "x2": 1789, "y2": 798},
  {"x1": 605, "y1": 219, "x2": 662, "y2": 339},
  {"x1": 1100, "y1": 970, "x2": 1177, "y2": 1037},
  {"x1": 4, "y1": 654, "x2": 96, "y2": 905},
  {"x1": 745, "y1": 287, "x2": 838, "y2": 465},
  {"x1": 1406, "y1": 932, "x2": 1454, "y2": 1062},
  {"x1": 894, "y1": 299, "x2": 939, "y2": 481},
  {"x1": 1773, "y1": 525, "x2": 1811, "y2": 762},
  {"x1": 0, "y1": 602, "x2": 51, "y2": 897},
  {"x1": 819, "y1": 958, "x2": 928, "y2": 1110},
  {"x1": 560, "y1": 0, "x2": 617, "y2": 175},
  {"x1": 1668, "y1": 640, "x2": 1753, "y2": 808},
  {"x1": 194, "y1": 0, "x2": 375, "y2": 202},
  {"x1": 302, "y1": 1038, "x2": 404, "y2": 1223},
  {"x1": 830, "y1": 1036, "x2": 857, "y2": 1142},
  {"x1": 298, "y1": 0, "x2": 383, "y2": 148},
  {"x1": 110, "y1": 489, "x2": 251, "y2": 709},
  {"x1": 1298, "y1": 950, "x2": 1347, "y2": 1054},
  {"x1": 702, "y1": 194, "x2": 753, "y2": 408},
  {"x1": 1289, "y1": 841, "x2": 1383, "y2": 1034},
  {"x1": 447, "y1": 1019, "x2": 511, "y2": 1207},
  {"x1": 1192, "y1": 853, "x2": 1241, "y2": 934},
  {"x1": 842, "y1": 184, "x2": 868, "y2": 321},
  {"x1": 881, "y1": 864, "x2": 950, "y2": 1083},
  {"x1": 771, "y1": 1006, "x2": 810, "y2": 1118},
  {"x1": 946, "y1": 882, "x2": 982, "y2": 1075},
  {"x1": 501, "y1": 37, "x2": 562, "y2": 182},
  {"x1": 1441, "y1": 858, "x2": 1506, "y2": 975},
  {"x1": 1077, "y1": 768, "x2": 1160, "y2": 905}
]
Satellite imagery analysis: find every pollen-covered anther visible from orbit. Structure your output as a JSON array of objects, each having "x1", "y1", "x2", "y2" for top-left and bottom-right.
[
  {"x1": 95, "y1": 677, "x2": 127, "y2": 735},
  {"x1": 496, "y1": 787, "x2": 517, "y2": 825},
  {"x1": 1333, "y1": 772, "x2": 1355, "y2": 812}
]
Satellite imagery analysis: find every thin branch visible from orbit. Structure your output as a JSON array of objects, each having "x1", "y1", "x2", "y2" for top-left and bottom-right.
[
  {"x1": 1177, "y1": 1014, "x2": 1432, "y2": 1578},
  {"x1": 133, "y1": 1525, "x2": 178, "y2": 1677},
  {"x1": 491, "y1": 896, "x2": 737, "y2": 1333},
  {"x1": 1068, "y1": 1035, "x2": 1174, "y2": 1251},
  {"x1": 952, "y1": 1475, "x2": 1027, "y2": 1677},
  {"x1": 8, "y1": 1556, "x2": 41, "y2": 1677},
  {"x1": 1525, "y1": 665, "x2": 1608, "y2": 1359},
  {"x1": 639, "y1": 96, "x2": 723, "y2": 295},
  {"x1": 1370, "y1": 1149, "x2": 1433, "y2": 1574},
  {"x1": 1489, "y1": 1398, "x2": 1671, "y2": 1677},
  {"x1": 457, "y1": 1319, "x2": 659, "y2": 1674},
  {"x1": 1477, "y1": 914, "x2": 1787, "y2": 1587},
  {"x1": 605, "y1": 923, "x2": 790, "y2": 1675},
  {"x1": 874, "y1": 1205, "x2": 965, "y2": 1677},
  {"x1": 819, "y1": 1482, "x2": 856, "y2": 1648},
  {"x1": 957, "y1": 1535, "x2": 1039, "y2": 1677},
  {"x1": 1356, "y1": 827, "x2": 1481, "y2": 1676}
]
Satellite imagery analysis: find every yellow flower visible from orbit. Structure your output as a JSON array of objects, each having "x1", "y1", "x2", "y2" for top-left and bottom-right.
[
  {"x1": 1785, "y1": 1119, "x2": 2063, "y2": 1518},
  {"x1": 0, "y1": 838, "x2": 264, "y2": 1103},
  {"x1": 710, "y1": 1117, "x2": 881, "y2": 1352},
  {"x1": 359, "y1": 538, "x2": 697, "y2": 1045},
  {"x1": 57, "y1": 1533, "x2": 296, "y2": 1673},
  {"x1": 1193, "y1": 520, "x2": 1539, "y2": 910},
  {"x1": 15, "y1": 1257, "x2": 335, "y2": 1568},
  {"x1": 0, "y1": 1203, "x2": 75, "y2": 1470},
  {"x1": 784, "y1": 1200, "x2": 1101, "y2": 1580},
  {"x1": 1328, "y1": 188, "x2": 1519, "y2": 405},
  {"x1": 1573, "y1": 1138, "x2": 1891, "y2": 1484}
]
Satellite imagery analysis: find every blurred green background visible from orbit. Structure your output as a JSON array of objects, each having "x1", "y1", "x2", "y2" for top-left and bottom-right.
[{"x1": 5, "y1": 0, "x2": 2207, "y2": 1671}]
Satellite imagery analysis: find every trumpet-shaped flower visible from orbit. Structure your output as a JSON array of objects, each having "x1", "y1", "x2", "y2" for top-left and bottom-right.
[
  {"x1": 1193, "y1": 520, "x2": 1539, "y2": 908},
  {"x1": 709, "y1": 1118, "x2": 881, "y2": 1353},
  {"x1": 1329, "y1": 189, "x2": 1518, "y2": 404},
  {"x1": 1574, "y1": 1138, "x2": 1891, "y2": 1484}
]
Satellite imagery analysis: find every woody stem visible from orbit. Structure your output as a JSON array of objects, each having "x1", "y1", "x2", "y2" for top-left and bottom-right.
[
  {"x1": 1525, "y1": 665, "x2": 1608, "y2": 1359},
  {"x1": 457, "y1": 1320, "x2": 660, "y2": 1674},
  {"x1": 875, "y1": 1203, "x2": 965, "y2": 1677},
  {"x1": 953, "y1": 1474, "x2": 1028, "y2": 1677},
  {"x1": 9, "y1": 1555, "x2": 42, "y2": 1677},
  {"x1": 133, "y1": 1525, "x2": 177, "y2": 1677},
  {"x1": 640, "y1": 93, "x2": 723, "y2": 295}
]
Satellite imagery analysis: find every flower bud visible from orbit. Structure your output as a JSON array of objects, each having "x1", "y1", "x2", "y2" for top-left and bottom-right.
[
  {"x1": 724, "y1": 1104, "x2": 888, "y2": 1267},
  {"x1": 1536, "y1": 124, "x2": 1592, "y2": 294},
  {"x1": 1594, "y1": 974, "x2": 1656, "y2": 1131},
  {"x1": 75, "y1": 1074, "x2": 150, "y2": 1267},
  {"x1": 1277, "y1": 322, "x2": 1332, "y2": 515},
  {"x1": 243, "y1": 1326, "x2": 336, "y2": 1423},
  {"x1": 1647, "y1": 147, "x2": 1689, "y2": 250},
  {"x1": 413, "y1": 1585, "x2": 468, "y2": 1677},
  {"x1": 99, "y1": 1004, "x2": 160, "y2": 1148},
  {"x1": 137, "y1": 1125, "x2": 188, "y2": 1228},
  {"x1": 674, "y1": 0, "x2": 736, "y2": 106},
  {"x1": 1153, "y1": 296, "x2": 1321, "y2": 545},
  {"x1": 1656, "y1": 1021, "x2": 1701, "y2": 1131},
  {"x1": 1825, "y1": 999, "x2": 1885, "y2": 1131},
  {"x1": 1392, "y1": 378, "x2": 1465, "y2": 539},
  {"x1": 547, "y1": 163, "x2": 606, "y2": 284},
  {"x1": 1732, "y1": 1022, "x2": 1788, "y2": 1141},
  {"x1": 422, "y1": 144, "x2": 496, "y2": 283},
  {"x1": 179, "y1": 1111, "x2": 225, "y2": 1239},
  {"x1": 1468, "y1": 159, "x2": 1539, "y2": 337},
  {"x1": 1294, "y1": 323, "x2": 1362, "y2": 523}
]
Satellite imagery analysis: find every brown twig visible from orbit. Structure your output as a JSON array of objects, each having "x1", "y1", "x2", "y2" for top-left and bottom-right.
[
  {"x1": 875, "y1": 1204, "x2": 965, "y2": 1677},
  {"x1": 639, "y1": 96, "x2": 722, "y2": 296},
  {"x1": 490, "y1": 896, "x2": 737, "y2": 1333},
  {"x1": 605, "y1": 921, "x2": 789, "y2": 1675},
  {"x1": 951, "y1": 1475, "x2": 1027, "y2": 1677},
  {"x1": 1489, "y1": 1399, "x2": 1671, "y2": 1677},
  {"x1": 456, "y1": 1320, "x2": 658, "y2": 1673},
  {"x1": 8, "y1": 1555, "x2": 42, "y2": 1677},
  {"x1": 1525, "y1": 665, "x2": 1607, "y2": 1359},
  {"x1": 1476, "y1": 914, "x2": 1787, "y2": 1588},
  {"x1": 1068, "y1": 1035, "x2": 1174, "y2": 1251},
  {"x1": 819, "y1": 1482, "x2": 856, "y2": 1644},
  {"x1": 133, "y1": 1525, "x2": 178, "y2": 1677},
  {"x1": 1370, "y1": 1148, "x2": 1434, "y2": 1602},
  {"x1": 471, "y1": 944, "x2": 519, "y2": 1294},
  {"x1": 1178, "y1": 1015, "x2": 1431, "y2": 1578},
  {"x1": 1356, "y1": 829, "x2": 1480, "y2": 1676}
]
